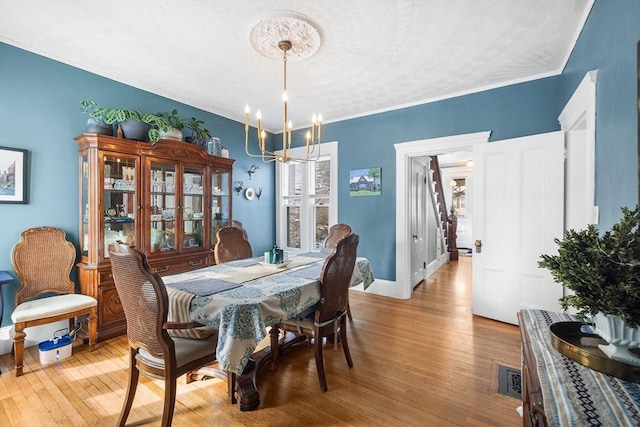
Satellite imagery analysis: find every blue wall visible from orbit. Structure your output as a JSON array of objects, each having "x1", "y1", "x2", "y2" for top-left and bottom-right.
[
  {"x1": 560, "y1": 0, "x2": 640, "y2": 228},
  {"x1": 1, "y1": 0, "x2": 638, "y2": 327},
  {"x1": 0, "y1": 43, "x2": 276, "y2": 327}
]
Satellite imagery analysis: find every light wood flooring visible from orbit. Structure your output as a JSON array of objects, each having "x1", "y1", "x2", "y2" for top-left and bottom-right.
[{"x1": 0, "y1": 257, "x2": 523, "y2": 426}]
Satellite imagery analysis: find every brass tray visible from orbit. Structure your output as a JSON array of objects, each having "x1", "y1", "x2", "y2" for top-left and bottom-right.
[{"x1": 550, "y1": 322, "x2": 640, "y2": 383}]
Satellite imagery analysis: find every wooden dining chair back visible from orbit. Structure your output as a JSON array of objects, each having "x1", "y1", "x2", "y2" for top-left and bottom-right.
[
  {"x1": 322, "y1": 223, "x2": 354, "y2": 320},
  {"x1": 108, "y1": 242, "x2": 223, "y2": 427},
  {"x1": 322, "y1": 223, "x2": 352, "y2": 250},
  {"x1": 271, "y1": 233, "x2": 359, "y2": 392},
  {"x1": 231, "y1": 220, "x2": 249, "y2": 241},
  {"x1": 10, "y1": 226, "x2": 97, "y2": 376},
  {"x1": 214, "y1": 226, "x2": 253, "y2": 264}
]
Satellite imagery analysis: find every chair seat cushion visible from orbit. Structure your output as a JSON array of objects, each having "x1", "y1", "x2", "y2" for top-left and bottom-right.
[
  {"x1": 281, "y1": 316, "x2": 314, "y2": 330},
  {"x1": 137, "y1": 333, "x2": 219, "y2": 369},
  {"x1": 11, "y1": 294, "x2": 97, "y2": 323}
]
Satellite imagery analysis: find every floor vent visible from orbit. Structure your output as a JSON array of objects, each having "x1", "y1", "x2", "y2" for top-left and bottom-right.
[{"x1": 497, "y1": 365, "x2": 522, "y2": 399}]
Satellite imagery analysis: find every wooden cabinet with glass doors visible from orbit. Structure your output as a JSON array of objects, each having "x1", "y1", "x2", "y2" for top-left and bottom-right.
[{"x1": 75, "y1": 134, "x2": 234, "y2": 342}]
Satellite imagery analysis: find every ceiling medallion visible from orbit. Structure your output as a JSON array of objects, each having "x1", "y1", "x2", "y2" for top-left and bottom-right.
[{"x1": 249, "y1": 15, "x2": 322, "y2": 62}]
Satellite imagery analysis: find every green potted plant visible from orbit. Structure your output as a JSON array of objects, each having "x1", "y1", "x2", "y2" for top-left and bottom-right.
[
  {"x1": 156, "y1": 109, "x2": 185, "y2": 141},
  {"x1": 80, "y1": 100, "x2": 113, "y2": 136},
  {"x1": 80, "y1": 100, "x2": 170, "y2": 143},
  {"x1": 184, "y1": 116, "x2": 212, "y2": 148},
  {"x1": 538, "y1": 204, "x2": 640, "y2": 363}
]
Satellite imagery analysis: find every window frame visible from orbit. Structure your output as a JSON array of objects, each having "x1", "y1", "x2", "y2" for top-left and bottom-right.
[{"x1": 275, "y1": 141, "x2": 339, "y2": 252}]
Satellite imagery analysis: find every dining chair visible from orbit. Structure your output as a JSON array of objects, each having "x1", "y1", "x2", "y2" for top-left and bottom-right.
[
  {"x1": 270, "y1": 233, "x2": 359, "y2": 392},
  {"x1": 322, "y1": 223, "x2": 352, "y2": 250},
  {"x1": 322, "y1": 223, "x2": 354, "y2": 320},
  {"x1": 231, "y1": 220, "x2": 249, "y2": 241},
  {"x1": 10, "y1": 226, "x2": 97, "y2": 377},
  {"x1": 214, "y1": 226, "x2": 253, "y2": 264},
  {"x1": 108, "y1": 242, "x2": 230, "y2": 427}
]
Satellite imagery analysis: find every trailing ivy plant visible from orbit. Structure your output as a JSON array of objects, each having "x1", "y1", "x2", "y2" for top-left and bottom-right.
[{"x1": 538, "y1": 204, "x2": 640, "y2": 327}]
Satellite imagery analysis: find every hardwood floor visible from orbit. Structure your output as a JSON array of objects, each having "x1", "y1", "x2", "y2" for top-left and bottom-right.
[{"x1": 0, "y1": 257, "x2": 522, "y2": 426}]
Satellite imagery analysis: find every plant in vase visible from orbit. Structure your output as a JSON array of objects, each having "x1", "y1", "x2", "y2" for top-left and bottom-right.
[
  {"x1": 156, "y1": 109, "x2": 185, "y2": 140},
  {"x1": 539, "y1": 204, "x2": 640, "y2": 365},
  {"x1": 80, "y1": 100, "x2": 170, "y2": 142}
]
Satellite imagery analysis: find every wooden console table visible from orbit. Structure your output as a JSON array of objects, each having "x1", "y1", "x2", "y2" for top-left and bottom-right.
[{"x1": 518, "y1": 309, "x2": 640, "y2": 427}]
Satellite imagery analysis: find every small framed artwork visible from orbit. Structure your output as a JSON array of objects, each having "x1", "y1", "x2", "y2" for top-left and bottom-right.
[
  {"x1": 349, "y1": 167, "x2": 382, "y2": 197},
  {"x1": 0, "y1": 146, "x2": 29, "y2": 204}
]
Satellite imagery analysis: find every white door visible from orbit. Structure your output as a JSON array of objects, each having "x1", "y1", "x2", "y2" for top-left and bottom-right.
[
  {"x1": 472, "y1": 131, "x2": 565, "y2": 325},
  {"x1": 410, "y1": 157, "x2": 427, "y2": 287}
]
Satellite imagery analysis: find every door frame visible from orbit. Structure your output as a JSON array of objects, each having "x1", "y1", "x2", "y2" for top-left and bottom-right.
[
  {"x1": 558, "y1": 70, "x2": 597, "y2": 225},
  {"x1": 394, "y1": 131, "x2": 490, "y2": 299}
]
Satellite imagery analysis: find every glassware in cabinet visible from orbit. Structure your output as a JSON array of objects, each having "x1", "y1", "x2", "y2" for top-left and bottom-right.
[
  {"x1": 103, "y1": 154, "x2": 137, "y2": 257},
  {"x1": 211, "y1": 168, "x2": 231, "y2": 244},
  {"x1": 182, "y1": 165, "x2": 205, "y2": 249},
  {"x1": 149, "y1": 161, "x2": 177, "y2": 253}
]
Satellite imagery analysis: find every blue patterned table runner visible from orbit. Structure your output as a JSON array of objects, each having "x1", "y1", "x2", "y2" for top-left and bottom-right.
[{"x1": 520, "y1": 309, "x2": 640, "y2": 427}]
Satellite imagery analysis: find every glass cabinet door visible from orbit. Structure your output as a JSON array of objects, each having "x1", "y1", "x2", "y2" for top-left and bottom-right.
[
  {"x1": 81, "y1": 155, "x2": 89, "y2": 257},
  {"x1": 211, "y1": 168, "x2": 230, "y2": 245},
  {"x1": 182, "y1": 165, "x2": 205, "y2": 250},
  {"x1": 150, "y1": 161, "x2": 176, "y2": 253},
  {"x1": 103, "y1": 154, "x2": 137, "y2": 257}
]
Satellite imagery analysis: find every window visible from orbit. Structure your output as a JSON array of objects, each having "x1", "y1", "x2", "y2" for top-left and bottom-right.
[{"x1": 276, "y1": 141, "x2": 338, "y2": 251}]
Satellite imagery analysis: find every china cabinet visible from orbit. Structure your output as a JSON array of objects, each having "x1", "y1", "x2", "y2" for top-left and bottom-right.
[{"x1": 75, "y1": 134, "x2": 234, "y2": 341}]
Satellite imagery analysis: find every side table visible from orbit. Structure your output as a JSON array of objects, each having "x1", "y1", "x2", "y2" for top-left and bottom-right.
[{"x1": 0, "y1": 271, "x2": 14, "y2": 375}]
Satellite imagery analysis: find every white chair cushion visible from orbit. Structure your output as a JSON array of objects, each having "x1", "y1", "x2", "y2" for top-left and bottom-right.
[
  {"x1": 137, "y1": 333, "x2": 219, "y2": 370},
  {"x1": 11, "y1": 294, "x2": 97, "y2": 323}
]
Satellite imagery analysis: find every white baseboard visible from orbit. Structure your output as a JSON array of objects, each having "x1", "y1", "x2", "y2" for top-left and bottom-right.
[
  {"x1": 0, "y1": 320, "x2": 69, "y2": 356},
  {"x1": 351, "y1": 278, "x2": 406, "y2": 299},
  {"x1": 427, "y1": 253, "x2": 449, "y2": 278}
]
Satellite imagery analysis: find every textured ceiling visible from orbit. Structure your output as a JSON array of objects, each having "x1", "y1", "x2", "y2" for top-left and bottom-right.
[{"x1": 0, "y1": 1, "x2": 593, "y2": 132}]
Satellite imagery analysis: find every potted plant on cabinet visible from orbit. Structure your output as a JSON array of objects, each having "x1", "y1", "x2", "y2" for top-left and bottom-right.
[
  {"x1": 184, "y1": 116, "x2": 212, "y2": 149},
  {"x1": 80, "y1": 100, "x2": 170, "y2": 143},
  {"x1": 156, "y1": 109, "x2": 185, "y2": 141},
  {"x1": 80, "y1": 100, "x2": 113, "y2": 136},
  {"x1": 538, "y1": 204, "x2": 640, "y2": 365}
]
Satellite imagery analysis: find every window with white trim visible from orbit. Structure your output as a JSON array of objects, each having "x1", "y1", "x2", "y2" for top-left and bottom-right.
[{"x1": 276, "y1": 141, "x2": 338, "y2": 252}]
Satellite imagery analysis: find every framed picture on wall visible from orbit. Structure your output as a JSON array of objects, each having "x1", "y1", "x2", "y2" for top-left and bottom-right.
[
  {"x1": 0, "y1": 146, "x2": 29, "y2": 204},
  {"x1": 349, "y1": 167, "x2": 382, "y2": 197}
]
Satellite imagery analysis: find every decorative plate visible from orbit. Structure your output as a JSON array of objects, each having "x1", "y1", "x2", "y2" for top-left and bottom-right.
[
  {"x1": 245, "y1": 187, "x2": 255, "y2": 200},
  {"x1": 106, "y1": 208, "x2": 118, "y2": 218}
]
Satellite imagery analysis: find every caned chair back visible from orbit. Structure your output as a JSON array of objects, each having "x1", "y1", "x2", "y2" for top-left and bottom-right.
[
  {"x1": 317, "y1": 233, "x2": 359, "y2": 324},
  {"x1": 10, "y1": 226, "x2": 97, "y2": 377},
  {"x1": 108, "y1": 242, "x2": 169, "y2": 357},
  {"x1": 214, "y1": 226, "x2": 253, "y2": 264},
  {"x1": 108, "y1": 241, "x2": 228, "y2": 426},
  {"x1": 12, "y1": 226, "x2": 76, "y2": 305},
  {"x1": 231, "y1": 220, "x2": 249, "y2": 241},
  {"x1": 322, "y1": 223, "x2": 352, "y2": 250}
]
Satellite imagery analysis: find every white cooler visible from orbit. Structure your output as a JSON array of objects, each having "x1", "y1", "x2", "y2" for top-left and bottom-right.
[{"x1": 38, "y1": 335, "x2": 73, "y2": 364}]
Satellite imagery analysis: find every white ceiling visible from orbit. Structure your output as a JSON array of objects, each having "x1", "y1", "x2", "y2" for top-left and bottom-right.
[{"x1": 0, "y1": 1, "x2": 593, "y2": 132}]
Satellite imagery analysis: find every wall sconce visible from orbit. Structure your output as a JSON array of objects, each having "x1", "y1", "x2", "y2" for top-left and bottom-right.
[
  {"x1": 247, "y1": 164, "x2": 259, "y2": 180},
  {"x1": 234, "y1": 181, "x2": 244, "y2": 195},
  {"x1": 256, "y1": 187, "x2": 263, "y2": 200}
]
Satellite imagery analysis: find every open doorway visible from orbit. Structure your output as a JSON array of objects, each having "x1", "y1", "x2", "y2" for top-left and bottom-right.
[
  {"x1": 438, "y1": 152, "x2": 474, "y2": 256},
  {"x1": 393, "y1": 132, "x2": 490, "y2": 299}
]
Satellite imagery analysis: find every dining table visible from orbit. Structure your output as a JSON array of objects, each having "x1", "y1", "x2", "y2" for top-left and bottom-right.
[{"x1": 162, "y1": 251, "x2": 374, "y2": 410}]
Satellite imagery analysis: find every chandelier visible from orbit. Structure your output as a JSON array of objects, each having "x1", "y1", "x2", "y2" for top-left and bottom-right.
[{"x1": 244, "y1": 16, "x2": 323, "y2": 163}]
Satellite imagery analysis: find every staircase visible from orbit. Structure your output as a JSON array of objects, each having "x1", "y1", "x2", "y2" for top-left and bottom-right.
[{"x1": 428, "y1": 156, "x2": 458, "y2": 261}]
